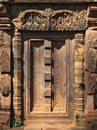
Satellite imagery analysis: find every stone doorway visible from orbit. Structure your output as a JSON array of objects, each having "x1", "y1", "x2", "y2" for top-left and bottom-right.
[{"x1": 23, "y1": 32, "x2": 74, "y2": 129}]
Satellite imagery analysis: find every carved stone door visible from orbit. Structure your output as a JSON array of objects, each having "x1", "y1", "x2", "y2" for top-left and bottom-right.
[
  {"x1": 24, "y1": 33, "x2": 73, "y2": 118},
  {"x1": 29, "y1": 40, "x2": 67, "y2": 113}
]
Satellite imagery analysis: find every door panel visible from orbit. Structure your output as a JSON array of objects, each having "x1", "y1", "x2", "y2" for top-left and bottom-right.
[
  {"x1": 53, "y1": 41, "x2": 66, "y2": 112},
  {"x1": 29, "y1": 39, "x2": 67, "y2": 114},
  {"x1": 30, "y1": 41, "x2": 44, "y2": 112}
]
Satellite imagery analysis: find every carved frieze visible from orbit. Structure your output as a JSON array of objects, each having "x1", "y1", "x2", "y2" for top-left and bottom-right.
[
  {"x1": 13, "y1": 8, "x2": 86, "y2": 31},
  {"x1": 85, "y1": 71, "x2": 97, "y2": 94}
]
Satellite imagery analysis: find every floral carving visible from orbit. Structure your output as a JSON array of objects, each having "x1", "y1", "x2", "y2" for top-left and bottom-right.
[
  {"x1": 42, "y1": 8, "x2": 55, "y2": 17},
  {"x1": 23, "y1": 13, "x2": 48, "y2": 30},
  {"x1": 12, "y1": 8, "x2": 86, "y2": 31}
]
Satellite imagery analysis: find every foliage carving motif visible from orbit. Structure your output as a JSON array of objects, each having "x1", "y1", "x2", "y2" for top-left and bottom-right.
[{"x1": 13, "y1": 8, "x2": 86, "y2": 31}]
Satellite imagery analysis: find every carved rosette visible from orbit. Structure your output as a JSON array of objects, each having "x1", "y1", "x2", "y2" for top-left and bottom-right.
[{"x1": 12, "y1": 8, "x2": 86, "y2": 31}]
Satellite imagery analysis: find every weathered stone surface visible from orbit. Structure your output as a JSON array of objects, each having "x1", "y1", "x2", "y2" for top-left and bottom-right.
[
  {"x1": 87, "y1": 6, "x2": 97, "y2": 28},
  {"x1": 74, "y1": 44, "x2": 85, "y2": 56},
  {"x1": 10, "y1": 0, "x2": 97, "y2": 3},
  {"x1": 75, "y1": 76, "x2": 83, "y2": 83},
  {"x1": 0, "y1": 74, "x2": 11, "y2": 97},
  {"x1": 86, "y1": 110, "x2": 97, "y2": 130},
  {"x1": 74, "y1": 88, "x2": 84, "y2": 98},
  {"x1": 0, "y1": 4, "x2": 10, "y2": 29},
  {"x1": 0, "y1": 31, "x2": 11, "y2": 72},
  {"x1": 74, "y1": 62, "x2": 83, "y2": 70},
  {"x1": 85, "y1": 30, "x2": 97, "y2": 72},
  {"x1": 85, "y1": 71, "x2": 97, "y2": 94},
  {"x1": 86, "y1": 49, "x2": 97, "y2": 73},
  {"x1": 0, "y1": 112, "x2": 10, "y2": 125},
  {"x1": 86, "y1": 95, "x2": 94, "y2": 110}
]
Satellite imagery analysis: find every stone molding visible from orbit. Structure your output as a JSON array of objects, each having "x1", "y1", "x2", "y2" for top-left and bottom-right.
[
  {"x1": 12, "y1": 8, "x2": 87, "y2": 31},
  {"x1": 0, "y1": 4, "x2": 10, "y2": 30},
  {"x1": 4, "y1": 0, "x2": 97, "y2": 3}
]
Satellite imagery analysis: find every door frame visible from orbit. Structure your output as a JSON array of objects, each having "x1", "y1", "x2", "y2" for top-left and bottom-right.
[{"x1": 23, "y1": 31, "x2": 74, "y2": 119}]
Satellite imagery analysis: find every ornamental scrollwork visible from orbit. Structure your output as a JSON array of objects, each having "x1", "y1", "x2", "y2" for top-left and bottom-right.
[{"x1": 12, "y1": 8, "x2": 86, "y2": 31}]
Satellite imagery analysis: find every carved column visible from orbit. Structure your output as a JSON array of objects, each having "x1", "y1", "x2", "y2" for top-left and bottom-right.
[
  {"x1": 74, "y1": 33, "x2": 85, "y2": 127},
  {"x1": 12, "y1": 28, "x2": 22, "y2": 121}
]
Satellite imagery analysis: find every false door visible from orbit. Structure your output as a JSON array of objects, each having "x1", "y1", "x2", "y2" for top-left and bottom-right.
[{"x1": 24, "y1": 38, "x2": 73, "y2": 116}]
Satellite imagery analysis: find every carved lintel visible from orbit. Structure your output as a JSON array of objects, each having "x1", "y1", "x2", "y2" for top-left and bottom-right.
[{"x1": 12, "y1": 8, "x2": 86, "y2": 31}]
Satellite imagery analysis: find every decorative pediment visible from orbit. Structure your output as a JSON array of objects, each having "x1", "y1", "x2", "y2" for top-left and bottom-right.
[{"x1": 12, "y1": 8, "x2": 87, "y2": 31}]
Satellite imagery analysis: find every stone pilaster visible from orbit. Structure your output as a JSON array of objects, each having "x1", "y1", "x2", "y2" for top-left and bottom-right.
[
  {"x1": 12, "y1": 28, "x2": 22, "y2": 121},
  {"x1": 74, "y1": 33, "x2": 85, "y2": 128}
]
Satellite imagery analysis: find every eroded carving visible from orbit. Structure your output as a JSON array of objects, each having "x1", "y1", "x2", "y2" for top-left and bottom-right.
[
  {"x1": 0, "y1": 4, "x2": 6, "y2": 14},
  {"x1": 86, "y1": 49, "x2": 97, "y2": 73},
  {"x1": 0, "y1": 50, "x2": 10, "y2": 72},
  {"x1": 13, "y1": 9, "x2": 86, "y2": 31},
  {"x1": 0, "y1": 4, "x2": 11, "y2": 29},
  {"x1": 0, "y1": 31, "x2": 10, "y2": 72},
  {"x1": 85, "y1": 71, "x2": 97, "y2": 94},
  {"x1": 0, "y1": 74, "x2": 11, "y2": 97}
]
